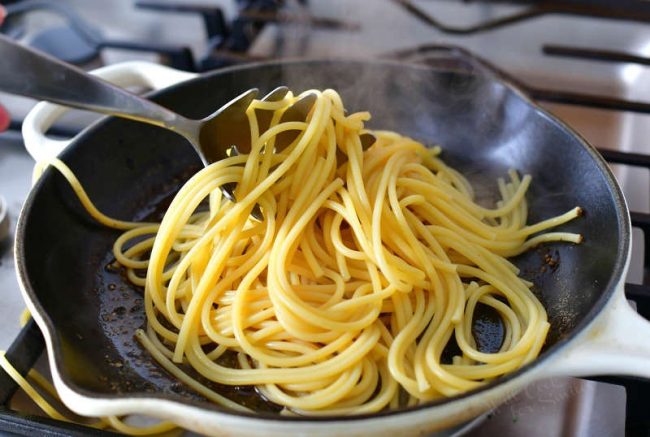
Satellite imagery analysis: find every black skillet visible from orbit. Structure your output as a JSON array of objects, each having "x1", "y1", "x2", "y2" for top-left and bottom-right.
[{"x1": 13, "y1": 58, "x2": 650, "y2": 435}]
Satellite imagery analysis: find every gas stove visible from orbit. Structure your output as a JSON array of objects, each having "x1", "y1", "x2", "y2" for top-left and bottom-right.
[{"x1": 0, "y1": 1, "x2": 649, "y2": 436}]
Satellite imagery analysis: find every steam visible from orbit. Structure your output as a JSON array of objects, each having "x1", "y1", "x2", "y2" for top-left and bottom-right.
[{"x1": 264, "y1": 59, "x2": 556, "y2": 210}]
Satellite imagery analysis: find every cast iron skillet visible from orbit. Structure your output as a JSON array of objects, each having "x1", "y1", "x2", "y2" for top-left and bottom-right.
[{"x1": 14, "y1": 60, "x2": 637, "y2": 435}]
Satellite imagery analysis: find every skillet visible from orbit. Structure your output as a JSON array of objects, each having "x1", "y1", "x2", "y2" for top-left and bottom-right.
[{"x1": 15, "y1": 59, "x2": 650, "y2": 436}]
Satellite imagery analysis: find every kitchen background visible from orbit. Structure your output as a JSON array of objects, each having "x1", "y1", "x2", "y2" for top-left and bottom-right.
[{"x1": 0, "y1": 0, "x2": 649, "y2": 435}]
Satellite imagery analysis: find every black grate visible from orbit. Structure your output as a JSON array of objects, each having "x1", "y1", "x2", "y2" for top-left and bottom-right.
[{"x1": 393, "y1": 0, "x2": 650, "y2": 34}]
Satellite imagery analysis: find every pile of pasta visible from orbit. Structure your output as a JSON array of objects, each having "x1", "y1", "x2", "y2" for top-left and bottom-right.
[{"x1": 41, "y1": 88, "x2": 582, "y2": 416}]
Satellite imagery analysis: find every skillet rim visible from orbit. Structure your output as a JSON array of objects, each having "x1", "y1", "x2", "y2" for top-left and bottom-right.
[{"x1": 14, "y1": 58, "x2": 631, "y2": 422}]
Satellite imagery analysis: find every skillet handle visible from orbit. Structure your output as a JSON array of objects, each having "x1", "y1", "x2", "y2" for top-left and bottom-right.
[
  {"x1": 541, "y1": 280, "x2": 650, "y2": 379},
  {"x1": 22, "y1": 61, "x2": 197, "y2": 161}
]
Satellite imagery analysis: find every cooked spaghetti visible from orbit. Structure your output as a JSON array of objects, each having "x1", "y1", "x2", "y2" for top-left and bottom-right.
[{"x1": 37, "y1": 88, "x2": 582, "y2": 415}]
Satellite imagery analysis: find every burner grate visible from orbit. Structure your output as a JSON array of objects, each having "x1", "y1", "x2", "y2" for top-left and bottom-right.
[{"x1": 394, "y1": 0, "x2": 650, "y2": 34}]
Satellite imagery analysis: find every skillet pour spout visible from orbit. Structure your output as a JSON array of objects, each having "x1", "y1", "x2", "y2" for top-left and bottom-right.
[{"x1": 15, "y1": 58, "x2": 650, "y2": 436}]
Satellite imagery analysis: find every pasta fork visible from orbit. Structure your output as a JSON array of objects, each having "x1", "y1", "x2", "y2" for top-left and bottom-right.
[{"x1": 0, "y1": 36, "x2": 292, "y2": 218}]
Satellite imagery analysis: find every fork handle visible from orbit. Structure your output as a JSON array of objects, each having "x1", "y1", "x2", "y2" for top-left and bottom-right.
[{"x1": 0, "y1": 35, "x2": 195, "y2": 134}]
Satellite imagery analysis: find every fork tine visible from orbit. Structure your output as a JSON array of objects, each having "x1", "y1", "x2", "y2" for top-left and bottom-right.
[
  {"x1": 220, "y1": 145, "x2": 240, "y2": 202},
  {"x1": 220, "y1": 144, "x2": 264, "y2": 220},
  {"x1": 219, "y1": 88, "x2": 289, "y2": 220},
  {"x1": 202, "y1": 88, "x2": 258, "y2": 162},
  {"x1": 220, "y1": 183, "x2": 264, "y2": 220},
  {"x1": 221, "y1": 183, "x2": 237, "y2": 202},
  {"x1": 227, "y1": 88, "x2": 259, "y2": 112},
  {"x1": 266, "y1": 86, "x2": 290, "y2": 99},
  {"x1": 334, "y1": 132, "x2": 376, "y2": 164},
  {"x1": 216, "y1": 89, "x2": 316, "y2": 222},
  {"x1": 262, "y1": 86, "x2": 289, "y2": 103},
  {"x1": 256, "y1": 86, "x2": 290, "y2": 135},
  {"x1": 275, "y1": 93, "x2": 317, "y2": 152},
  {"x1": 251, "y1": 204, "x2": 264, "y2": 221},
  {"x1": 207, "y1": 90, "x2": 257, "y2": 204}
]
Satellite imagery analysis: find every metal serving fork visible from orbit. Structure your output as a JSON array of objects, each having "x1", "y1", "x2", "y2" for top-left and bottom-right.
[{"x1": 0, "y1": 35, "x2": 306, "y2": 218}]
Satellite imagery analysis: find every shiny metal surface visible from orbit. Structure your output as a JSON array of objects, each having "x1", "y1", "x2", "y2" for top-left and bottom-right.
[
  {"x1": 0, "y1": 35, "x2": 260, "y2": 201},
  {"x1": 0, "y1": 36, "x2": 200, "y2": 143}
]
